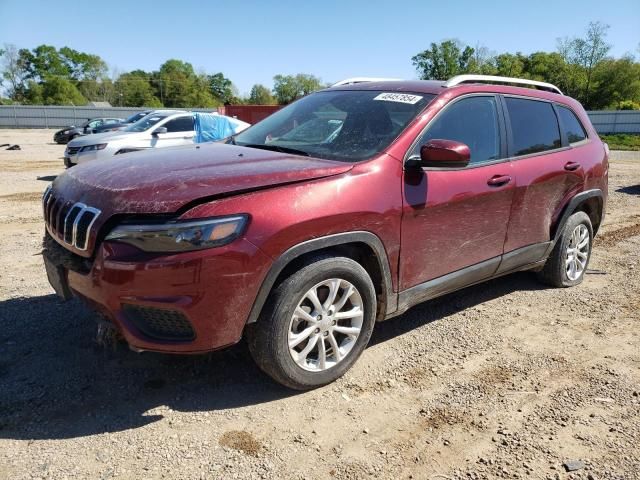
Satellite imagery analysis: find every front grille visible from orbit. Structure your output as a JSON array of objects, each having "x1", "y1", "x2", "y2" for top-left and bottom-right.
[
  {"x1": 122, "y1": 304, "x2": 196, "y2": 341},
  {"x1": 66, "y1": 146, "x2": 81, "y2": 155},
  {"x1": 43, "y1": 186, "x2": 100, "y2": 251}
]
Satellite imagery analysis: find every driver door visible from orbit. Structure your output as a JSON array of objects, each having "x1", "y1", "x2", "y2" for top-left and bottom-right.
[
  {"x1": 401, "y1": 95, "x2": 515, "y2": 290},
  {"x1": 151, "y1": 116, "x2": 195, "y2": 148}
]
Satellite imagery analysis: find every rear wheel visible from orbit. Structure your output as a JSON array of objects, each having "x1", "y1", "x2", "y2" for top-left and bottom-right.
[
  {"x1": 537, "y1": 211, "x2": 593, "y2": 287},
  {"x1": 247, "y1": 256, "x2": 376, "y2": 390}
]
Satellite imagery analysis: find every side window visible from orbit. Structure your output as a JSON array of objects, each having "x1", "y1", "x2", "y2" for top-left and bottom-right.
[
  {"x1": 505, "y1": 97, "x2": 561, "y2": 156},
  {"x1": 557, "y1": 105, "x2": 587, "y2": 144},
  {"x1": 412, "y1": 96, "x2": 500, "y2": 165},
  {"x1": 164, "y1": 116, "x2": 195, "y2": 133}
]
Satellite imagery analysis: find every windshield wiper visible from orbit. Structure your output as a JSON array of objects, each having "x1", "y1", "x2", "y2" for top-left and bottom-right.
[{"x1": 242, "y1": 143, "x2": 310, "y2": 157}]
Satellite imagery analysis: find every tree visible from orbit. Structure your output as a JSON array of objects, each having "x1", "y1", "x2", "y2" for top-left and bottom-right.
[
  {"x1": 295, "y1": 74, "x2": 323, "y2": 95},
  {"x1": 209, "y1": 72, "x2": 235, "y2": 104},
  {"x1": 272, "y1": 73, "x2": 323, "y2": 104},
  {"x1": 22, "y1": 45, "x2": 70, "y2": 81},
  {"x1": 557, "y1": 21, "x2": 611, "y2": 107},
  {"x1": 248, "y1": 84, "x2": 276, "y2": 104},
  {"x1": 154, "y1": 60, "x2": 219, "y2": 108},
  {"x1": 468, "y1": 43, "x2": 497, "y2": 75},
  {"x1": 25, "y1": 76, "x2": 87, "y2": 105},
  {"x1": 115, "y1": 70, "x2": 162, "y2": 107},
  {"x1": 272, "y1": 75, "x2": 299, "y2": 104},
  {"x1": 59, "y1": 47, "x2": 107, "y2": 81},
  {"x1": 525, "y1": 52, "x2": 570, "y2": 93},
  {"x1": 0, "y1": 43, "x2": 30, "y2": 101},
  {"x1": 591, "y1": 57, "x2": 640, "y2": 109},
  {"x1": 411, "y1": 40, "x2": 475, "y2": 80},
  {"x1": 493, "y1": 53, "x2": 527, "y2": 78}
]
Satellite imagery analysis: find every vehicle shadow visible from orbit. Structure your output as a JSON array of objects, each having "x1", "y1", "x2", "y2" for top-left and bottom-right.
[
  {"x1": 616, "y1": 184, "x2": 640, "y2": 195},
  {"x1": 0, "y1": 272, "x2": 545, "y2": 441}
]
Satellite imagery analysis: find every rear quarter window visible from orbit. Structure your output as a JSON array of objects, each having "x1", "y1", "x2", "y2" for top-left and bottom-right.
[
  {"x1": 505, "y1": 97, "x2": 561, "y2": 156},
  {"x1": 557, "y1": 105, "x2": 588, "y2": 144}
]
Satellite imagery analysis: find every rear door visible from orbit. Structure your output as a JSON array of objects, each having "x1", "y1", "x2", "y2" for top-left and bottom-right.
[
  {"x1": 400, "y1": 95, "x2": 515, "y2": 290},
  {"x1": 501, "y1": 96, "x2": 585, "y2": 258}
]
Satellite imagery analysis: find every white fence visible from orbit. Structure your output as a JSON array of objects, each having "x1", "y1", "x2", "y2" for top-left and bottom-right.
[
  {"x1": 0, "y1": 105, "x2": 639, "y2": 134},
  {"x1": 0, "y1": 106, "x2": 213, "y2": 129}
]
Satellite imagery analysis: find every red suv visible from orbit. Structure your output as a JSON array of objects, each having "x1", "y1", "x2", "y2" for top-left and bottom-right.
[{"x1": 42, "y1": 76, "x2": 608, "y2": 390}]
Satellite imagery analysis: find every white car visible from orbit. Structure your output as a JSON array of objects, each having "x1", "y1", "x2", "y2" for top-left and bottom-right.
[{"x1": 63, "y1": 110, "x2": 249, "y2": 166}]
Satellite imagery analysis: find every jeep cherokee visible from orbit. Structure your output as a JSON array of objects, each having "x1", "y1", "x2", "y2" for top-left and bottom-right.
[{"x1": 42, "y1": 75, "x2": 608, "y2": 390}]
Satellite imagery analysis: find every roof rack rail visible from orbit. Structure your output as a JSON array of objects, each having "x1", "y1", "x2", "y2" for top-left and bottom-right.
[
  {"x1": 331, "y1": 77, "x2": 403, "y2": 87},
  {"x1": 444, "y1": 75, "x2": 563, "y2": 95}
]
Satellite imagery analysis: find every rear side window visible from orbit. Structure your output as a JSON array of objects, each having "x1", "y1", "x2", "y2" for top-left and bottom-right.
[
  {"x1": 412, "y1": 96, "x2": 500, "y2": 165},
  {"x1": 164, "y1": 116, "x2": 194, "y2": 132},
  {"x1": 557, "y1": 105, "x2": 587, "y2": 144},
  {"x1": 505, "y1": 98, "x2": 561, "y2": 156}
]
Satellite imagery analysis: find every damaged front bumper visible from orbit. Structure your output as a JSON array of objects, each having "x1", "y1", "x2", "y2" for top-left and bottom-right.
[{"x1": 43, "y1": 232, "x2": 272, "y2": 353}]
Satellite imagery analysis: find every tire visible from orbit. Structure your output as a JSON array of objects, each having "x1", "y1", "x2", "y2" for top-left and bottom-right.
[
  {"x1": 247, "y1": 255, "x2": 377, "y2": 390},
  {"x1": 537, "y1": 211, "x2": 593, "y2": 287}
]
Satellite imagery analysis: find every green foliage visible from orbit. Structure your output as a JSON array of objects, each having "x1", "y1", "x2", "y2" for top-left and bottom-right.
[
  {"x1": 618, "y1": 100, "x2": 640, "y2": 110},
  {"x1": 154, "y1": 59, "x2": 220, "y2": 108},
  {"x1": 272, "y1": 73, "x2": 323, "y2": 104},
  {"x1": 411, "y1": 21, "x2": 637, "y2": 110},
  {"x1": 115, "y1": 70, "x2": 162, "y2": 107},
  {"x1": 209, "y1": 72, "x2": 235, "y2": 104},
  {"x1": 248, "y1": 84, "x2": 276, "y2": 104},
  {"x1": 600, "y1": 134, "x2": 640, "y2": 151},
  {"x1": 591, "y1": 57, "x2": 640, "y2": 109},
  {"x1": 412, "y1": 40, "x2": 475, "y2": 80},
  {"x1": 26, "y1": 76, "x2": 87, "y2": 105}
]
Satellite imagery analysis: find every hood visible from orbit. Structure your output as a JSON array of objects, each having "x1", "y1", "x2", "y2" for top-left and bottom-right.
[
  {"x1": 53, "y1": 142, "x2": 353, "y2": 215},
  {"x1": 67, "y1": 130, "x2": 134, "y2": 146},
  {"x1": 56, "y1": 126, "x2": 82, "y2": 134}
]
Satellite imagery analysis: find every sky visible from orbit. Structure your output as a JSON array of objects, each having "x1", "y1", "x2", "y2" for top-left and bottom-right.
[{"x1": 1, "y1": 0, "x2": 638, "y2": 95}]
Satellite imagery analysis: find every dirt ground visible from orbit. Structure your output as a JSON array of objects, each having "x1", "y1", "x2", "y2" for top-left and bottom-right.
[{"x1": 0, "y1": 129, "x2": 638, "y2": 480}]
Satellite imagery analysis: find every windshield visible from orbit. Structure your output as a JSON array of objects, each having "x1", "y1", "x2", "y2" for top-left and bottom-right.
[
  {"x1": 125, "y1": 112, "x2": 146, "y2": 123},
  {"x1": 124, "y1": 113, "x2": 168, "y2": 132},
  {"x1": 233, "y1": 90, "x2": 434, "y2": 162}
]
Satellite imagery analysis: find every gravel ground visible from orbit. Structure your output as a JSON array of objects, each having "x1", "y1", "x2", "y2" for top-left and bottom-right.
[{"x1": 0, "y1": 129, "x2": 639, "y2": 480}]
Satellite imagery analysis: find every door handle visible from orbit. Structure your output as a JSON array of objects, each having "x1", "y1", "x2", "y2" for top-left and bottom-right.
[
  {"x1": 564, "y1": 161, "x2": 581, "y2": 171},
  {"x1": 487, "y1": 175, "x2": 512, "y2": 187}
]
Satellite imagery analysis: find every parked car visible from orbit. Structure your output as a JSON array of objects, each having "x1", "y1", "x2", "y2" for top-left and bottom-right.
[
  {"x1": 91, "y1": 110, "x2": 153, "y2": 134},
  {"x1": 63, "y1": 110, "x2": 249, "y2": 166},
  {"x1": 53, "y1": 118, "x2": 124, "y2": 144},
  {"x1": 42, "y1": 75, "x2": 608, "y2": 390},
  {"x1": 63, "y1": 110, "x2": 188, "y2": 166}
]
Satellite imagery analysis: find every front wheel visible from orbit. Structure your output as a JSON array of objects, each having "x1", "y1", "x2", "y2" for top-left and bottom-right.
[
  {"x1": 247, "y1": 256, "x2": 377, "y2": 390},
  {"x1": 537, "y1": 211, "x2": 593, "y2": 287}
]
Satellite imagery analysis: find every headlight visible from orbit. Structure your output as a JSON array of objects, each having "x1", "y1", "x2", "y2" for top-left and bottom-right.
[
  {"x1": 63, "y1": 130, "x2": 70, "y2": 134},
  {"x1": 80, "y1": 143, "x2": 107, "y2": 152},
  {"x1": 105, "y1": 215, "x2": 248, "y2": 252}
]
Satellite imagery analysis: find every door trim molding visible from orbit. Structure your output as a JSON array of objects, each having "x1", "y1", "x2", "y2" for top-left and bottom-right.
[{"x1": 387, "y1": 242, "x2": 551, "y2": 320}]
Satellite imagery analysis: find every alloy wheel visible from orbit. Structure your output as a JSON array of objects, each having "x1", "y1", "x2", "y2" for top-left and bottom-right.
[
  {"x1": 288, "y1": 278, "x2": 364, "y2": 372},
  {"x1": 565, "y1": 224, "x2": 590, "y2": 281}
]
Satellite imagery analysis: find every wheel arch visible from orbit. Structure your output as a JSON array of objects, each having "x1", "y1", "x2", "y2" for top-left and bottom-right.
[
  {"x1": 246, "y1": 232, "x2": 397, "y2": 325},
  {"x1": 552, "y1": 189, "x2": 604, "y2": 243}
]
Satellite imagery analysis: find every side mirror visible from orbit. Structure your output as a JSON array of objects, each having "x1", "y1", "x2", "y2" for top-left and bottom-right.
[
  {"x1": 152, "y1": 127, "x2": 168, "y2": 137},
  {"x1": 418, "y1": 139, "x2": 470, "y2": 168}
]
